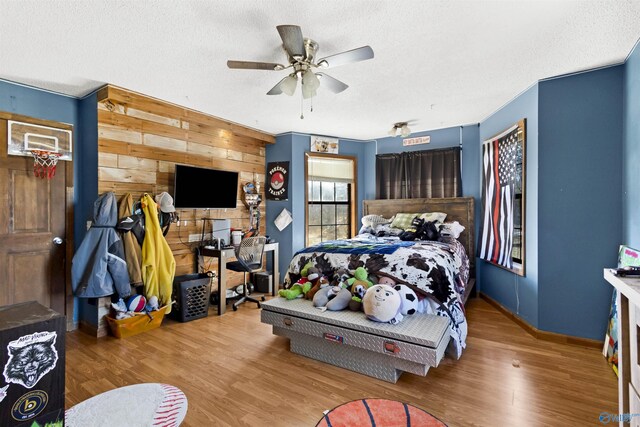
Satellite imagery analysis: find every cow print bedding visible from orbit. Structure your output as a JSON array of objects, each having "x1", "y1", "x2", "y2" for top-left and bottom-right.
[{"x1": 284, "y1": 237, "x2": 469, "y2": 358}]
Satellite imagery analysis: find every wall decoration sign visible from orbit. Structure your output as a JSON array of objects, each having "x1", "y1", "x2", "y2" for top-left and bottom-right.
[
  {"x1": 266, "y1": 161, "x2": 289, "y2": 200},
  {"x1": 402, "y1": 136, "x2": 430, "y2": 146},
  {"x1": 478, "y1": 119, "x2": 526, "y2": 275},
  {"x1": 310, "y1": 135, "x2": 339, "y2": 153}
]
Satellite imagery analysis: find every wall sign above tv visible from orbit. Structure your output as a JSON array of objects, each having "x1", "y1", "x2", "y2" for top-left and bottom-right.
[{"x1": 173, "y1": 165, "x2": 238, "y2": 209}]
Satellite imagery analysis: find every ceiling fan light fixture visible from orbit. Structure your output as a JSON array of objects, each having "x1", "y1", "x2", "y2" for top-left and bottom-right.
[
  {"x1": 388, "y1": 127, "x2": 398, "y2": 137},
  {"x1": 400, "y1": 124, "x2": 411, "y2": 137},
  {"x1": 302, "y1": 85, "x2": 317, "y2": 100},
  {"x1": 281, "y1": 73, "x2": 298, "y2": 96},
  {"x1": 302, "y1": 69, "x2": 320, "y2": 91}
]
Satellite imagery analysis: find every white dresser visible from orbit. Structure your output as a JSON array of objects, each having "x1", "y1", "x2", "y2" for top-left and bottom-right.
[{"x1": 604, "y1": 269, "x2": 640, "y2": 426}]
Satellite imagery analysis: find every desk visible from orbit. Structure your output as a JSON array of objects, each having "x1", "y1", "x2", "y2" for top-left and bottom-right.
[{"x1": 200, "y1": 242, "x2": 279, "y2": 315}]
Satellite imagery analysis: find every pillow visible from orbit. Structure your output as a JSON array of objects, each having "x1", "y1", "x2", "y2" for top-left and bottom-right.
[
  {"x1": 389, "y1": 213, "x2": 421, "y2": 230},
  {"x1": 361, "y1": 214, "x2": 390, "y2": 228},
  {"x1": 439, "y1": 221, "x2": 465, "y2": 239},
  {"x1": 375, "y1": 224, "x2": 404, "y2": 236},
  {"x1": 419, "y1": 212, "x2": 447, "y2": 223}
]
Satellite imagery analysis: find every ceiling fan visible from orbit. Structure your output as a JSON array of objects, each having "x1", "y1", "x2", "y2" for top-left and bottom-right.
[
  {"x1": 227, "y1": 25, "x2": 374, "y2": 101},
  {"x1": 388, "y1": 119, "x2": 421, "y2": 137}
]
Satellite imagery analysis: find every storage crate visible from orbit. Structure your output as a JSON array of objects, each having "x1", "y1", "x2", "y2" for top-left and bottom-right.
[
  {"x1": 253, "y1": 271, "x2": 272, "y2": 293},
  {"x1": 106, "y1": 306, "x2": 169, "y2": 338},
  {"x1": 173, "y1": 273, "x2": 211, "y2": 322}
]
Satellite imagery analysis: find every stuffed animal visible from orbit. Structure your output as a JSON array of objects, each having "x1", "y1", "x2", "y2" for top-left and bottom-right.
[
  {"x1": 331, "y1": 267, "x2": 351, "y2": 288},
  {"x1": 393, "y1": 284, "x2": 418, "y2": 315},
  {"x1": 306, "y1": 266, "x2": 320, "y2": 282},
  {"x1": 145, "y1": 295, "x2": 160, "y2": 312},
  {"x1": 313, "y1": 285, "x2": 352, "y2": 312},
  {"x1": 346, "y1": 266, "x2": 373, "y2": 311},
  {"x1": 306, "y1": 275, "x2": 329, "y2": 300},
  {"x1": 377, "y1": 276, "x2": 397, "y2": 287},
  {"x1": 363, "y1": 285, "x2": 404, "y2": 324},
  {"x1": 349, "y1": 296, "x2": 363, "y2": 311},
  {"x1": 347, "y1": 267, "x2": 373, "y2": 298},
  {"x1": 399, "y1": 216, "x2": 424, "y2": 241},
  {"x1": 417, "y1": 221, "x2": 440, "y2": 241},
  {"x1": 279, "y1": 261, "x2": 314, "y2": 300}
]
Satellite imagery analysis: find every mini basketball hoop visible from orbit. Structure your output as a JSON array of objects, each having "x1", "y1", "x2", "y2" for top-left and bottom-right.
[{"x1": 30, "y1": 150, "x2": 61, "y2": 179}]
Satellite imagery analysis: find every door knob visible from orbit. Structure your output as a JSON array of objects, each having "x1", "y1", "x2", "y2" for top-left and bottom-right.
[{"x1": 53, "y1": 237, "x2": 63, "y2": 245}]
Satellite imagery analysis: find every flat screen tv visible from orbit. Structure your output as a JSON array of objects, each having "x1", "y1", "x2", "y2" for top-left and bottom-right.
[{"x1": 173, "y1": 165, "x2": 238, "y2": 209}]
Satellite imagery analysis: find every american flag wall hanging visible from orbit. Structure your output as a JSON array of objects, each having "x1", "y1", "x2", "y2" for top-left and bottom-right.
[{"x1": 479, "y1": 120, "x2": 525, "y2": 271}]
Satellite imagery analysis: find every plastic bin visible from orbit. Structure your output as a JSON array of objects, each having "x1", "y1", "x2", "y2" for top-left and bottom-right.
[
  {"x1": 106, "y1": 306, "x2": 169, "y2": 338},
  {"x1": 173, "y1": 273, "x2": 211, "y2": 322}
]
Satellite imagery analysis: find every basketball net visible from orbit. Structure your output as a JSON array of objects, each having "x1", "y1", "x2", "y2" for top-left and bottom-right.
[{"x1": 30, "y1": 150, "x2": 61, "y2": 179}]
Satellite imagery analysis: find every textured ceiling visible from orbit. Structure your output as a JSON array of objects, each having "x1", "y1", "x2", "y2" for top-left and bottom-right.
[{"x1": 1, "y1": 1, "x2": 639, "y2": 140}]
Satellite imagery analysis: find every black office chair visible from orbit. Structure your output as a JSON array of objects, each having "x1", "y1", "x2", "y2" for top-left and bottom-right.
[{"x1": 226, "y1": 236, "x2": 267, "y2": 311}]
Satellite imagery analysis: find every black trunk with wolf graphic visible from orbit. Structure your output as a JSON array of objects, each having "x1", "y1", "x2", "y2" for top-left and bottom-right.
[{"x1": 0, "y1": 302, "x2": 65, "y2": 427}]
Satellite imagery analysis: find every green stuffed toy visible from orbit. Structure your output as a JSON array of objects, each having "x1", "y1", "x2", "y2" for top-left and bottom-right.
[
  {"x1": 347, "y1": 266, "x2": 373, "y2": 310},
  {"x1": 279, "y1": 261, "x2": 314, "y2": 300}
]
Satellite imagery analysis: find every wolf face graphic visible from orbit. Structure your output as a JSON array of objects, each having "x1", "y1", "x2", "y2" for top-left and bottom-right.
[{"x1": 3, "y1": 332, "x2": 58, "y2": 389}]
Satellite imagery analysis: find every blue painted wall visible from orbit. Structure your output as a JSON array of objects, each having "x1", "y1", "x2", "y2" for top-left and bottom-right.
[
  {"x1": 265, "y1": 133, "x2": 294, "y2": 276},
  {"x1": 374, "y1": 125, "x2": 480, "y2": 200},
  {"x1": 624, "y1": 41, "x2": 640, "y2": 248},
  {"x1": 0, "y1": 79, "x2": 85, "y2": 324},
  {"x1": 266, "y1": 133, "x2": 370, "y2": 277},
  {"x1": 538, "y1": 67, "x2": 623, "y2": 339},
  {"x1": 479, "y1": 84, "x2": 540, "y2": 328}
]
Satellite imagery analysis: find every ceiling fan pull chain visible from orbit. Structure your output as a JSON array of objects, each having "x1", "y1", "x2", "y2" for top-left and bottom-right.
[
  {"x1": 310, "y1": 95, "x2": 313, "y2": 113},
  {"x1": 300, "y1": 88, "x2": 304, "y2": 119}
]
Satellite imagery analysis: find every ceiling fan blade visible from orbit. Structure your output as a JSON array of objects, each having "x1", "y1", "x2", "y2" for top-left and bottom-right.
[
  {"x1": 277, "y1": 25, "x2": 305, "y2": 59},
  {"x1": 227, "y1": 60, "x2": 284, "y2": 71},
  {"x1": 317, "y1": 46, "x2": 374, "y2": 68},
  {"x1": 266, "y1": 77, "x2": 287, "y2": 95},
  {"x1": 316, "y1": 73, "x2": 349, "y2": 94}
]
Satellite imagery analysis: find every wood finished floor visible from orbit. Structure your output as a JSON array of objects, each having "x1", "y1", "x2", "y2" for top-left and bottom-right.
[{"x1": 65, "y1": 298, "x2": 617, "y2": 426}]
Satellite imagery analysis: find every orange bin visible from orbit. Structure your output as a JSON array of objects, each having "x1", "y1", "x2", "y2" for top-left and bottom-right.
[{"x1": 106, "y1": 306, "x2": 169, "y2": 338}]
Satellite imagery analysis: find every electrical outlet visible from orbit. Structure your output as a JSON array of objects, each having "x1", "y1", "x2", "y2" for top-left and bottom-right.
[{"x1": 188, "y1": 234, "x2": 201, "y2": 242}]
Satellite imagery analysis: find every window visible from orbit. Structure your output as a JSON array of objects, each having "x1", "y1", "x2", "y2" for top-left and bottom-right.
[{"x1": 305, "y1": 153, "x2": 356, "y2": 246}]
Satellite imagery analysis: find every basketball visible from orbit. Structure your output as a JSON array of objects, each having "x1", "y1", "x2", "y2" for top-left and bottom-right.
[{"x1": 126, "y1": 295, "x2": 147, "y2": 312}]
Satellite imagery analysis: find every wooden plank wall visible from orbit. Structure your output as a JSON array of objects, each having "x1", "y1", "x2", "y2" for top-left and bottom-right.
[{"x1": 96, "y1": 85, "x2": 273, "y2": 287}]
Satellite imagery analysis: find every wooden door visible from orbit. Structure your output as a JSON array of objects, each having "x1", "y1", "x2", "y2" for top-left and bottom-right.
[{"x1": 0, "y1": 113, "x2": 73, "y2": 318}]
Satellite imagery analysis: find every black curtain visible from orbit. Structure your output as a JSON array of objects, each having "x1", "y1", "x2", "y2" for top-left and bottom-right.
[
  {"x1": 375, "y1": 153, "x2": 405, "y2": 199},
  {"x1": 375, "y1": 147, "x2": 461, "y2": 199}
]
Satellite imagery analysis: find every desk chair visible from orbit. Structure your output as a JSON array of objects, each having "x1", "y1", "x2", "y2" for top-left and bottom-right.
[{"x1": 226, "y1": 236, "x2": 267, "y2": 311}]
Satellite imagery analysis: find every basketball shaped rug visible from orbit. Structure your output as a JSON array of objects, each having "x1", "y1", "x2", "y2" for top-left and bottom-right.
[
  {"x1": 65, "y1": 383, "x2": 187, "y2": 427},
  {"x1": 316, "y1": 398, "x2": 447, "y2": 427}
]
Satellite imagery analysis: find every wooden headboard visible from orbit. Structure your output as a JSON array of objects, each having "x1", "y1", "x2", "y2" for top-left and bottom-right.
[{"x1": 363, "y1": 197, "x2": 475, "y2": 274}]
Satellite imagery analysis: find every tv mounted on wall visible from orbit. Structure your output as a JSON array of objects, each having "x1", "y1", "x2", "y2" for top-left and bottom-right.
[{"x1": 173, "y1": 164, "x2": 239, "y2": 209}]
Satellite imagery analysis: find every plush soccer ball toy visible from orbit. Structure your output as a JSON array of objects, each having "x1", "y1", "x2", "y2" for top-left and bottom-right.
[
  {"x1": 393, "y1": 284, "x2": 418, "y2": 315},
  {"x1": 126, "y1": 295, "x2": 147, "y2": 312},
  {"x1": 363, "y1": 285, "x2": 404, "y2": 324}
]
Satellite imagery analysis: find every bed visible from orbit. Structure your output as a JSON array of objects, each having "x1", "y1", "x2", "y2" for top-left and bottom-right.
[{"x1": 261, "y1": 197, "x2": 475, "y2": 382}]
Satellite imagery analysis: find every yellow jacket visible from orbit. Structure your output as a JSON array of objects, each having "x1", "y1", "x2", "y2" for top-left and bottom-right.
[{"x1": 141, "y1": 193, "x2": 175, "y2": 312}]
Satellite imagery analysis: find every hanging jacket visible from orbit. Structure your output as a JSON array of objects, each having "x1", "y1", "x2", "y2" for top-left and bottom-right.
[
  {"x1": 118, "y1": 193, "x2": 143, "y2": 286},
  {"x1": 71, "y1": 192, "x2": 131, "y2": 298},
  {"x1": 141, "y1": 193, "x2": 175, "y2": 312}
]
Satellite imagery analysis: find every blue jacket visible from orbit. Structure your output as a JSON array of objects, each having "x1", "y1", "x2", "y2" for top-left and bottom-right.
[{"x1": 71, "y1": 192, "x2": 131, "y2": 298}]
